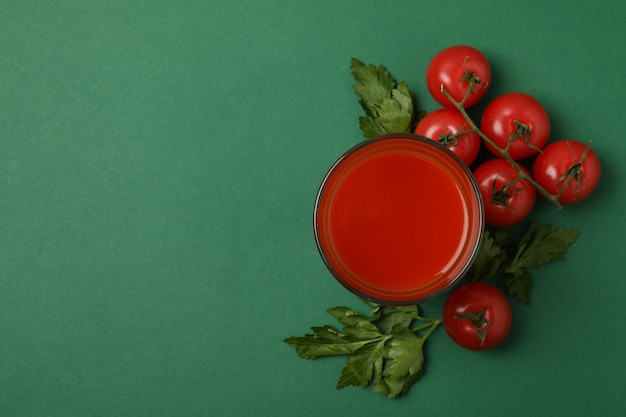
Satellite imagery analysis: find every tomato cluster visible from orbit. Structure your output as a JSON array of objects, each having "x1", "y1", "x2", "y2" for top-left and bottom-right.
[
  {"x1": 417, "y1": 45, "x2": 602, "y2": 228},
  {"x1": 418, "y1": 46, "x2": 602, "y2": 350}
]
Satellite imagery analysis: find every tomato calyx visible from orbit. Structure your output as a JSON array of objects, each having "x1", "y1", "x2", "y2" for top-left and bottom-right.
[
  {"x1": 507, "y1": 120, "x2": 542, "y2": 154},
  {"x1": 459, "y1": 70, "x2": 480, "y2": 84},
  {"x1": 459, "y1": 70, "x2": 482, "y2": 91},
  {"x1": 509, "y1": 120, "x2": 530, "y2": 142},
  {"x1": 490, "y1": 176, "x2": 524, "y2": 209},
  {"x1": 437, "y1": 128, "x2": 460, "y2": 147},
  {"x1": 459, "y1": 56, "x2": 487, "y2": 88},
  {"x1": 436, "y1": 128, "x2": 474, "y2": 148},
  {"x1": 455, "y1": 307, "x2": 491, "y2": 347},
  {"x1": 555, "y1": 144, "x2": 591, "y2": 200},
  {"x1": 557, "y1": 162, "x2": 583, "y2": 190},
  {"x1": 456, "y1": 56, "x2": 489, "y2": 105}
]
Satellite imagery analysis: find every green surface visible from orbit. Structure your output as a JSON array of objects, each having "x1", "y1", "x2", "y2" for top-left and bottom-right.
[{"x1": 1, "y1": 0, "x2": 624, "y2": 415}]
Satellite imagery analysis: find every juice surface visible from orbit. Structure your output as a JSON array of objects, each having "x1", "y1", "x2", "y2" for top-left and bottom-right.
[
  {"x1": 315, "y1": 136, "x2": 482, "y2": 303},
  {"x1": 329, "y1": 151, "x2": 467, "y2": 290}
]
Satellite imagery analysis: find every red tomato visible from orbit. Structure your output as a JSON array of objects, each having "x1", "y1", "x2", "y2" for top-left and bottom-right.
[
  {"x1": 443, "y1": 283, "x2": 512, "y2": 351},
  {"x1": 413, "y1": 109, "x2": 481, "y2": 166},
  {"x1": 473, "y1": 159, "x2": 536, "y2": 227},
  {"x1": 481, "y1": 92, "x2": 550, "y2": 160},
  {"x1": 426, "y1": 45, "x2": 491, "y2": 109},
  {"x1": 533, "y1": 140, "x2": 601, "y2": 205}
]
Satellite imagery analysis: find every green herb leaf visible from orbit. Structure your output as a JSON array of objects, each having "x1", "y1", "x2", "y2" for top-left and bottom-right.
[
  {"x1": 374, "y1": 328, "x2": 425, "y2": 398},
  {"x1": 502, "y1": 269, "x2": 534, "y2": 304},
  {"x1": 283, "y1": 326, "x2": 370, "y2": 358},
  {"x1": 373, "y1": 304, "x2": 420, "y2": 334},
  {"x1": 327, "y1": 307, "x2": 384, "y2": 340},
  {"x1": 359, "y1": 116, "x2": 387, "y2": 138},
  {"x1": 350, "y1": 58, "x2": 414, "y2": 137},
  {"x1": 470, "y1": 230, "x2": 507, "y2": 282},
  {"x1": 468, "y1": 223, "x2": 580, "y2": 304},
  {"x1": 501, "y1": 223, "x2": 580, "y2": 303},
  {"x1": 337, "y1": 343, "x2": 386, "y2": 389},
  {"x1": 284, "y1": 302, "x2": 441, "y2": 397},
  {"x1": 507, "y1": 223, "x2": 581, "y2": 270},
  {"x1": 493, "y1": 227, "x2": 515, "y2": 250}
]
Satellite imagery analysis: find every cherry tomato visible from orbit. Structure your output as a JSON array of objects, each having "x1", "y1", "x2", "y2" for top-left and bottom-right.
[
  {"x1": 473, "y1": 159, "x2": 536, "y2": 227},
  {"x1": 533, "y1": 140, "x2": 601, "y2": 205},
  {"x1": 413, "y1": 109, "x2": 481, "y2": 166},
  {"x1": 426, "y1": 45, "x2": 491, "y2": 109},
  {"x1": 443, "y1": 283, "x2": 512, "y2": 351},
  {"x1": 481, "y1": 92, "x2": 550, "y2": 160}
]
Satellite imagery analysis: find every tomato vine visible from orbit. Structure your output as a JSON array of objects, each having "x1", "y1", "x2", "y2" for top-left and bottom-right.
[{"x1": 439, "y1": 85, "x2": 565, "y2": 209}]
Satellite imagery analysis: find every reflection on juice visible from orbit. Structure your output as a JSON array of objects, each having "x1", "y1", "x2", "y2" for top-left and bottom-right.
[{"x1": 314, "y1": 134, "x2": 483, "y2": 305}]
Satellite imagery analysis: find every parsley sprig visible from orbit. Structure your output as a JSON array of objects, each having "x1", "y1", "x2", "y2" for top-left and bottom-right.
[
  {"x1": 470, "y1": 223, "x2": 580, "y2": 304},
  {"x1": 284, "y1": 302, "x2": 441, "y2": 398},
  {"x1": 350, "y1": 58, "x2": 416, "y2": 138}
]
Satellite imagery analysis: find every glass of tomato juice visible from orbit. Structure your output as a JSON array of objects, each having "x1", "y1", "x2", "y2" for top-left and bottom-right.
[{"x1": 314, "y1": 134, "x2": 484, "y2": 305}]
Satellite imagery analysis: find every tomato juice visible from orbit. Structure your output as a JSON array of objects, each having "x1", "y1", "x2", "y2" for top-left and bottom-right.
[{"x1": 314, "y1": 134, "x2": 484, "y2": 305}]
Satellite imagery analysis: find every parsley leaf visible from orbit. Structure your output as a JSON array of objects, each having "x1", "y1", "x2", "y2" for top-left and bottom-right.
[
  {"x1": 372, "y1": 304, "x2": 421, "y2": 334},
  {"x1": 506, "y1": 223, "x2": 581, "y2": 270},
  {"x1": 327, "y1": 306, "x2": 384, "y2": 340},
  {"x1": 502, "y1": 270, "x2": 534, "y2": 305},
  {"x1": 501, "y1": 223, "x2": 580, "y2": 303},
  {"x1": 337, "y1": 343, "x2": 386, "y2": 389},
  {"x1": 284, "y1": 301, "x2": 441, "y2": 398},
  {"x1": 350, "y1": 58, "x2": 415, "y2": 137},
  {"x1": 374, "y1": 327, "x2": 425, "y2": 398},
  {"x1": 470, "y1": 222, "x2": 580, "y2": 304},
  {"x1": 470, "y1": 230, "x2": 507, "y2": 282},
  {"x1": 283, "y1": 325, "x2": 372, "y2": 358}
]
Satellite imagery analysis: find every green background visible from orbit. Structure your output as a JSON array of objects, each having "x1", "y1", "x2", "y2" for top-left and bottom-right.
[{"x1": 1, "y1": 0, "x2": 624, "y2": 415}]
